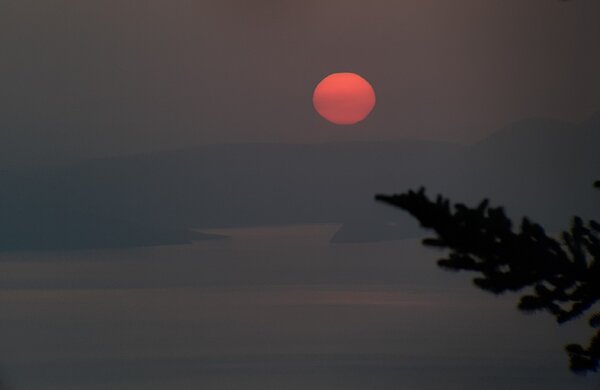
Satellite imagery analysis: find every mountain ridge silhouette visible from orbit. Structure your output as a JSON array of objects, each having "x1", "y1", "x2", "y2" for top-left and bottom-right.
[{"x1": 0, "y1": 113, "x2": 597, "y2": 251}]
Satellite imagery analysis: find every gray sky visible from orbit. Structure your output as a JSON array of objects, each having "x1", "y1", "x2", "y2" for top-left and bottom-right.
[{"x1": 1, "y1": 0, "x2": 599, "y2": 167}]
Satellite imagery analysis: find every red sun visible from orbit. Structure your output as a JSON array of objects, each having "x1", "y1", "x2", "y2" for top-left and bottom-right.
[{"x1": 313, "y1": 72, "x2": 376, "y2": 125}]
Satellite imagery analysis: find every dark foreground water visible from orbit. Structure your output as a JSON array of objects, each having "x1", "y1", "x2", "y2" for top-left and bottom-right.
[{"x1": 0, "y1": 225, "x2": 596, "y2": 389}]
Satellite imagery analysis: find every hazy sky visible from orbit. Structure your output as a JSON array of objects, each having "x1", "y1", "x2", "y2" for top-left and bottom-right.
[
  {"x1": 1, "y1": 3, "x2": 599, "y2": 387},
  {"x1": 2, "y1": 0, "x2": 599, "y2": 167}
]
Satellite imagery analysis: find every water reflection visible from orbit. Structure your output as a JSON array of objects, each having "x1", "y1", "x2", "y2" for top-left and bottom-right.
[{"x1": 0, "y1": 226, "x2": 596, "y2": 389}]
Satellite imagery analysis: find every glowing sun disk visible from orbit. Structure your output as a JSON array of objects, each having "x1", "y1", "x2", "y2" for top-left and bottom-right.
[{"x1": 313, "y1": 73, "x2": 376, "y2": 125}]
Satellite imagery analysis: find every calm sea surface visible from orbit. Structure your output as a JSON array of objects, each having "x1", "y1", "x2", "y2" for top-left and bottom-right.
[{"x1": 0, "y1": 225, "x2": 596, "y2": 389}]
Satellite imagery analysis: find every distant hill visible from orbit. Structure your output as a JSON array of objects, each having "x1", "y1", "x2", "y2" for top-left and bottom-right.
[
  {"x1": 457, "y1": 114, "x2": 600, "y2": 226},
  {"x1": 0, "y1": 113, "x2": 598, "y2": 250},
  {"x1": 0, "y1": 206, "x2": 224, "y2": 251},
  {"x1": 336, "y1": 115, "x2": 600, "y2": 242}
]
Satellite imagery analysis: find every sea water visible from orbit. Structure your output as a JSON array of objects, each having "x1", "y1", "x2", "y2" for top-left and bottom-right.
[{"x1": 0, "y1": 225, "x2": 595, "y2": 389}]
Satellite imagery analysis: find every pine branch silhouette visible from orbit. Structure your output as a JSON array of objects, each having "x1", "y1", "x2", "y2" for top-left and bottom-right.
[{"x1": 375, "y1": 182, "x2": 600, "y2": 374}]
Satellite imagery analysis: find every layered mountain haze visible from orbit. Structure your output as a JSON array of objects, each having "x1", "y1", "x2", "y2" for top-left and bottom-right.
[
  {"x1": 0, "y1": 114, "x2": 598, "y2": 251},
  {"x1": 457, "y1": 115, "x2": 600, "y2": 223}
]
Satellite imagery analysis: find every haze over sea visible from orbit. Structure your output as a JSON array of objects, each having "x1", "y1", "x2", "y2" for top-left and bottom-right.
[
  {"x1": 0, "y1": 224, "x2": 595, "y2": 390},
  {"x1": 2, "y1": 1, "x2": 599, "y2": 387}
]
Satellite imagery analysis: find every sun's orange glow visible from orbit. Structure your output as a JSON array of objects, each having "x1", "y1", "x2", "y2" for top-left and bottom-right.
[{"x1": 313, "y1": 72, "x2": 376, "y2": 125}]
